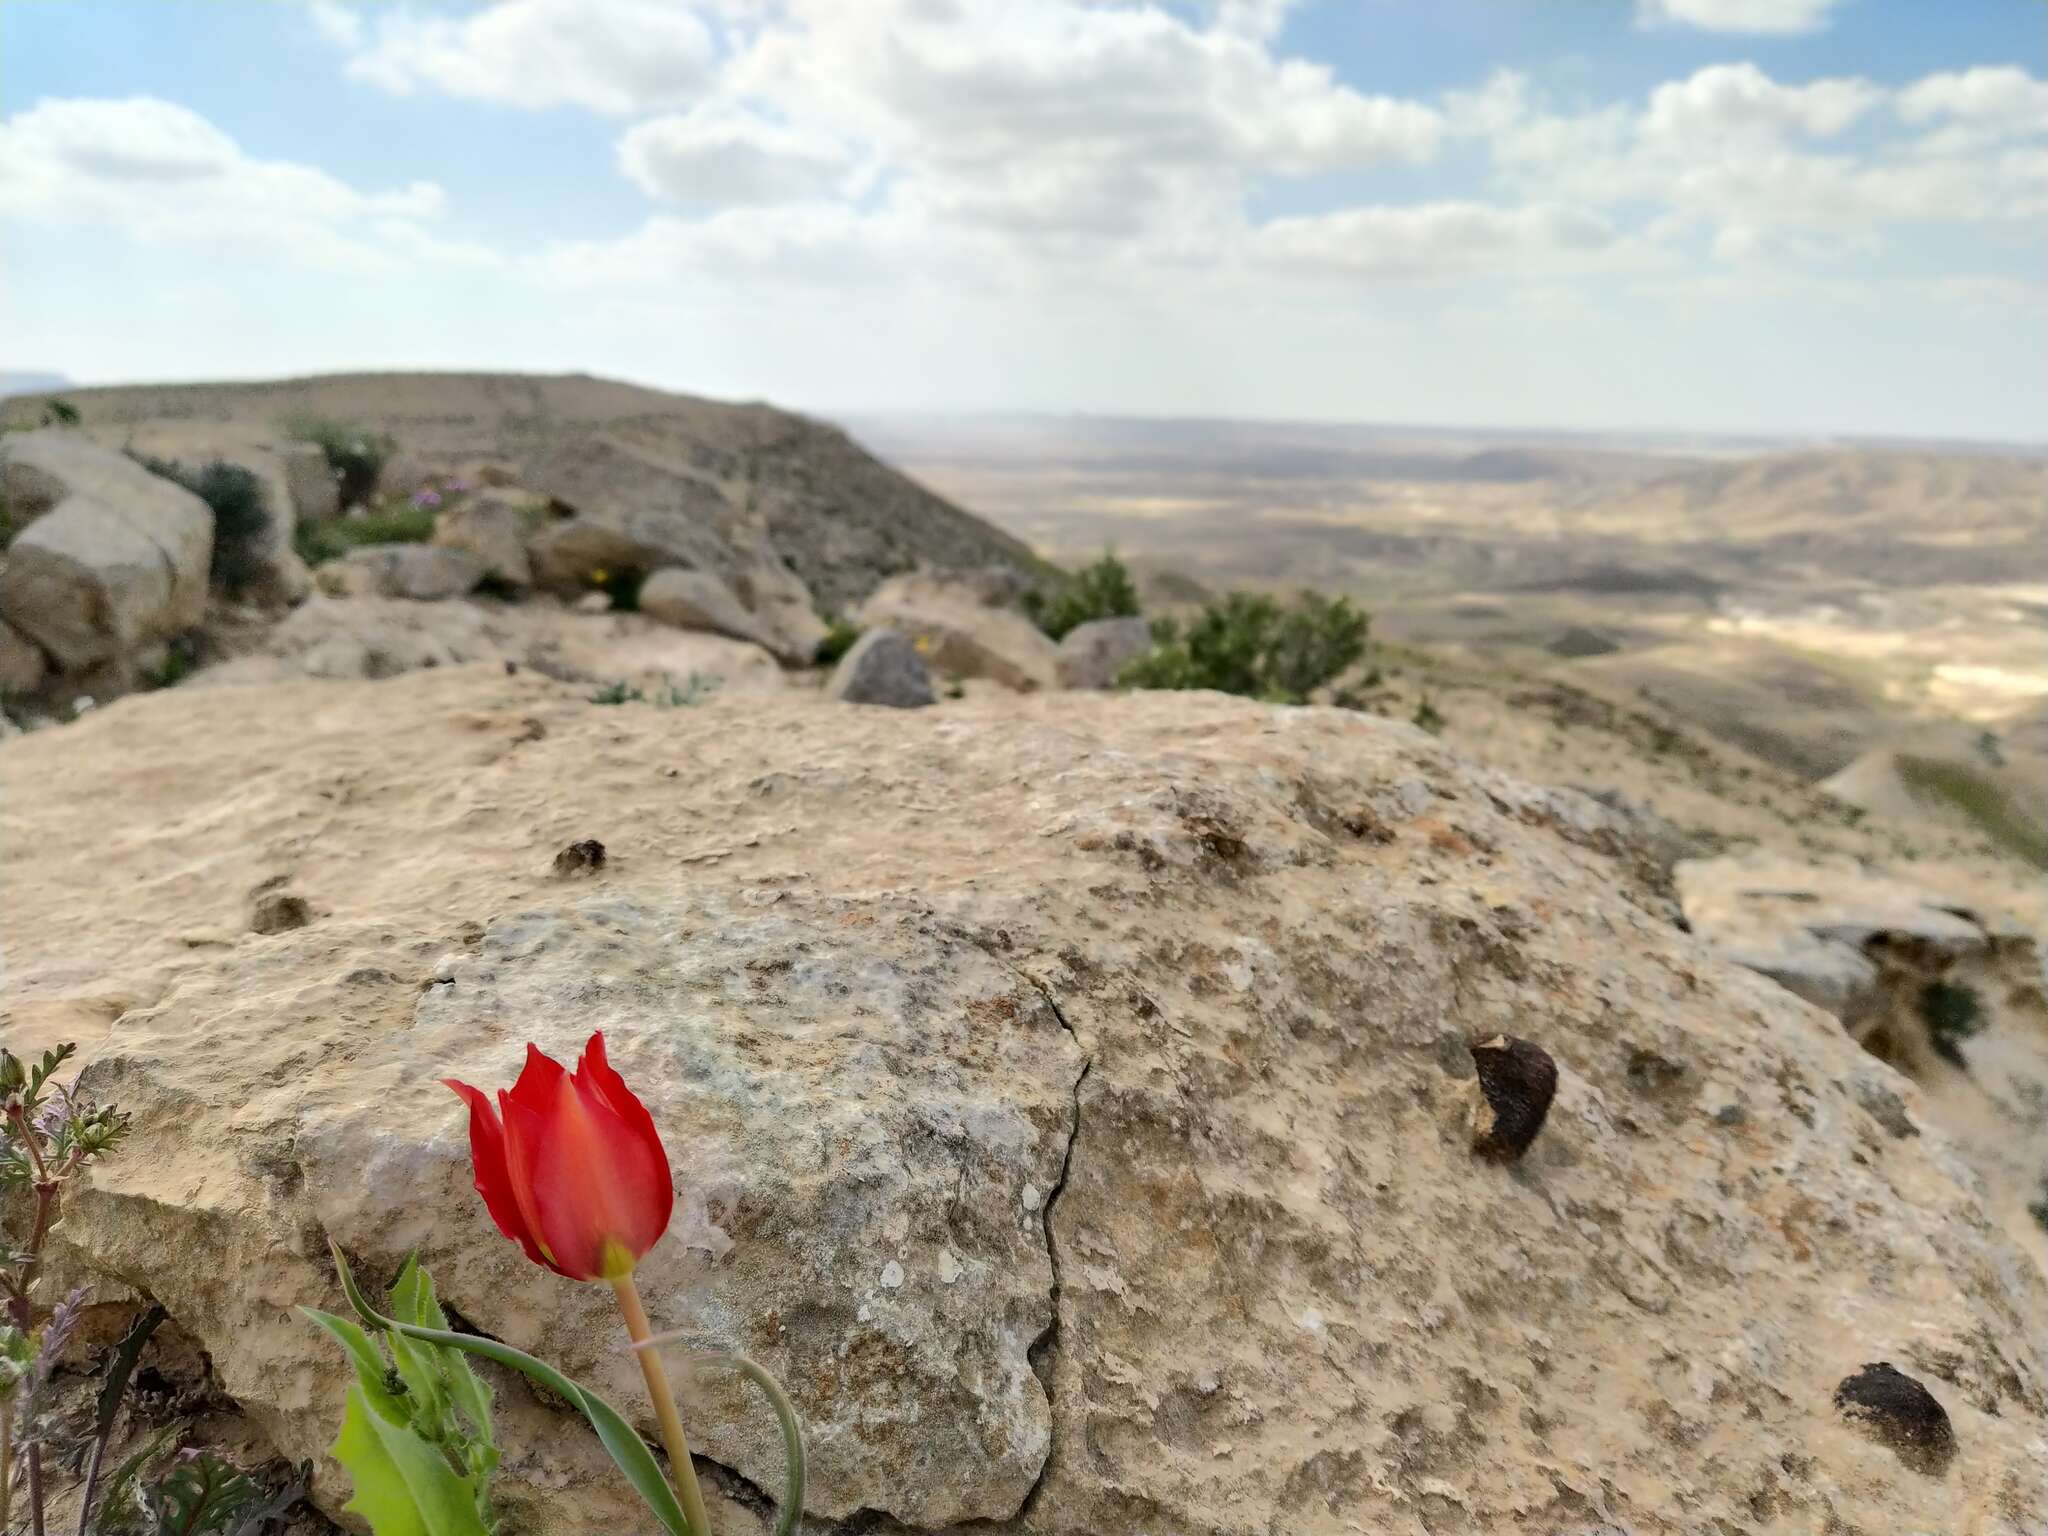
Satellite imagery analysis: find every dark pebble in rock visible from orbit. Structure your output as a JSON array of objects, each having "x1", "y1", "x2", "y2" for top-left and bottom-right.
[
  {"x1": 1834, "y1": 1362, "x2": 1956, "y2": 1476},
  {"x1": 250, "y1": 891, "x2": 311, "y2": 935},
  {"x1": 553, "y1": 838, "x2": 607, "y2": 877},
  {"x1": 1469, "y1": 1035, "x2": 1557, "y2": 1162}
]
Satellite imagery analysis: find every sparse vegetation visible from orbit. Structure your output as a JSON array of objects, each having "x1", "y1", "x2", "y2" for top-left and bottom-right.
[
  {"x1": 293, "y1": 500, "x2": 437, "y2": 566},
  {"x1": 144, "y1": 634, "x2": 199, "y2": 690},
  {"x1": 814, "y1": 620, "x2": 863, "y2": 667},
  {"x1": 589, "y1": 672, "x2": 721, "y2": 708},
  {"x1": 1412, "y1": 697, "x2": 1447, "y2": 735},
  {"x1": 1119, "y1": 589, "x2": 1368, "y2": 705},
  {"x1": 1023, "y1": 551, "x2": 1141, "y2": 640},
  {"x1": 1896, "y1": 754, "x2": 2048, "y2": 870},
  {"x1": 39, "y1": 397, "x2": 80, "y2": 427},
  {"x1": 287, "y1": 417, "x2": 388, "y2": 507},
  {"x1": 137, "y1": 456, "x2": 272, "y2": 596},
  {"x1": 1920, "y1": 980, "x2": 1986, "y2": 1066}
]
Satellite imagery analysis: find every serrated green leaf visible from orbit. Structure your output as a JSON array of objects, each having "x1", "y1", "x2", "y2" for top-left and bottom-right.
[
  {"x1": 334, "y1": 1247, "x2": 693, "y2": 1536},
  {"x1": 333, "y1": 1385, "x2": 489, "y2": 1536},
  {"x1": 303, "y1": 1308, "x2": 408, "y2": 1427}
]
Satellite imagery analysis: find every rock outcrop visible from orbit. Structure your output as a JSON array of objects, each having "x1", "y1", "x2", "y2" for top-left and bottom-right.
[
  {"x1": 0, "y1": 614, "x2": 47, "y2": 696},
  {"x1": 7, "y1": 671, "x2": 2045, "y2": 1535},
  {"x1": 430, "y1": 489, "x2": 547, "y2": 591},
  {"x1": 1054, "y1": 615, "x2": 1150, "y2": 689},
  {"x1": 11, "y1": 372, "x2": 1043, "y2": 660},
  {"x1": 638, "y1": 568, "x2": 788, "y2": 661},
  {"x1": 858, "y1": 571, "x2": 1059, "y2": 691},
  {"x1": 0, "y1": 430, "x2": 211, "y2": 682},
  {"x1": 1680, "y1": 850, "x2": 2048, "y2": 1275},
  {"x1": 333, "y1": 543, "x2": 485, "y2": 601},
  {"x1": 105, "y1": 421, "x2": 326, "y2": 605}
]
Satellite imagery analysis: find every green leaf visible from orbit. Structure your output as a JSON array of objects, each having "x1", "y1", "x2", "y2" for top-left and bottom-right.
[
  {"x1": 333, "y1": 1247, "x2": 693, "y2": 1536},
  {"x1": 386, "y1": 1257, "x2": 493, "y2": 1445},
  {"x1": 676, "y1": 1352, "x2": 808, "y2": 1536},
  {"x1": 95, "y1": 1304, "x2": 167, "y2": 1438},
  {"x1": 333, "y1": 1386, "x2": 489, "y2": 1536},
  {"x1": 142, "y1": 1450, "x2": 261, "y2": 1536},
  {"x1": 302, "y1": 1308, "x2": 408, "y2": 1427}
]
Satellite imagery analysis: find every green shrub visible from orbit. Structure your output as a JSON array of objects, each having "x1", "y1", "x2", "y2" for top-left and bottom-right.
[
  {"x1": 1412, "y1": 697, "x2": 1447, "y2": 735},
  {"x1": 292, "y1": 500, "x2": 437, "y2": 567},
  {"x1": 590, "y1": 672, "x2": 719, "y2": 707},
  {"x1": 1119, "y1": 590, "x2": 1367, "y2": 705},
  {"x1": 288, "y1": 417, "x2": 388, "y2": 507},
  {"x1": 40, "y1": 397, "x2": 80, "y2": 427},
  {"x1": 814, "y1": 620, "x2": 863, "y2": 666},
  {"x1": 1023, "y1": 551, "x2": 1141, "y2": 640},
  {"x1": 137, "y1": 456, "x2": 273, "y2": 597},
  {"x1": 1920, "y1": 980, "x2": 1986, "y2": 1066}
]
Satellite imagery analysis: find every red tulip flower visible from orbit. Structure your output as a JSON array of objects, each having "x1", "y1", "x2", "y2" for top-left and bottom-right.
[{"x1": 444, "y1": 1032, "x2": 674, "y2": 1283}]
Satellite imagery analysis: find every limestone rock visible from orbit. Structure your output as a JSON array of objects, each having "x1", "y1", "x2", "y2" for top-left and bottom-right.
[
  {"x1": 826, "y1": 627, "x2": 934, "y2": 707},
  {"x1": 1055, "y1": 615, "x2": 1151, "y2": 689},
  {"x1": 281, "y1": 441, "x2": 341, "y2": 526},
  {"x1": 0, "y1": 431, "x2": 211, "y2": 672},
  {"x1": 338, "y1": 544, "x2": 484, "y2": 601},
  {"x1": 0, "y1": 615, "x2": 47, "y2": 696},
  {"x1": 859, "y1": 572, "x2": 1058, "y2": 691},
  {"x1": 432, "y1": 492, "x2": 541, "y2": 590},
  {"x1": 110, "y1": 421, "x2": 326, "y2": 605},
  {"x1": 638, "y1": 568, "x2": 783, "y2": 658},
  {"x1": 8, "y1": 674, "x2": 2046, "y2": 1535},
  {"x1": 1680, "y1": 850, "x2": 2048, "y2": 1273}
]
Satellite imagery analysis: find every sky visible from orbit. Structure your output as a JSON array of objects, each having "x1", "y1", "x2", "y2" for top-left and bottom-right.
[{"x1": 1, "y1": 0, "x2": 2043, "y2": 439}]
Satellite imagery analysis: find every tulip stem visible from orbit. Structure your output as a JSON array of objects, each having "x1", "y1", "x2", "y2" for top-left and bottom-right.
[{"x1": 613, "y1": 1274, "x2": 715, "y2": 1536}]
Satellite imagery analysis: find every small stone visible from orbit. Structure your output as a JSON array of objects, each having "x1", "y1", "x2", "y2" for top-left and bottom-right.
[
  {"x1": 1834, "y1": 1362, "x2": 1956, "y2": 1475},
  {"x1": 552, "y1": 838, "x2": 606, "y2": 877},
  {"x1": 880, "y1": 1260, "x2": 906, "y2": 1290},
  {"x1": 825, "y1": 628, "x2": 935, "y2": 709},
  {"x1": 1469, "y1": 1035, "x2": 1557, "y2": 1162},
  {"x1": 250, "y1": 891, "x2": 311, "y2": 935}
]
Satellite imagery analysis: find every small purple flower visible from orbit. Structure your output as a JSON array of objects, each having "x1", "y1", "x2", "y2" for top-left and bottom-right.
[{"x1": 411, "y1": 490, "x2": 443, "y2": 510}]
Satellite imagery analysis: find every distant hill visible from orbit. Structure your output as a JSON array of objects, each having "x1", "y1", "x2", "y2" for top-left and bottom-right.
[
  {"x1": 0, "y1": 371, "x2": 71, "y2": 399},
  {"x1": 3, "y1": 371, "x2": 1049, "y2": 616}
]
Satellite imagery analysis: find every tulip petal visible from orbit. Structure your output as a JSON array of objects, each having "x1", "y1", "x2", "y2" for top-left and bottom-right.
[
  {"x1": 505, "y1": 1041, "x2": 568, "y2": 1118},
  {"x1": 443, "y1": 1078, "x2": 552, "y2": 1272},
  {"x1": 524, "y1": 1060, "x2": 673, "y2": 1280},
  {"x1": 577, "y1": 1033, "x2": 675, "y2": 1239},
  {"x1": 501, "y1": 1089, "x2": 577, "y2": 1279}
]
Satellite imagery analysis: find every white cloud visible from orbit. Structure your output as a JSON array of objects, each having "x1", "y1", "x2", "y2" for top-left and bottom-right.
[
  {"x1": 1898, "y1": 65, "x2": 2048, "y2": 127},
  {"x1": 618, "y1": 109, "x2": 854, "y2": 204},
  {"x1": 1250, "y1": 200, "x2": 1638, "y2": 278},
  {"x1": 1641, "y1": 63, "x2": 1882, "y2": 145},
  {"x1": 0, "y1": 96, "x2": 488, "y2": 271},
  {"x1": 1634, "y1": 0, "x2": 1848, "y2": 35},
  {"x1": 328, "y1": 0, "x2": 719, "y2": 115}
]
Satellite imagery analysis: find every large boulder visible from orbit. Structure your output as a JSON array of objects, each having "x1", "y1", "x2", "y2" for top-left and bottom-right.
[
  {"x1": 858, "y1": 571, "x2": 1059, "y2": 691},
  {"x1": 0, "y1": 431, "x2": 211, "y2": 674},
  {"x1": 637, "y1": 568, "x2": 785, "y2": 657},
  {"x1": 334, "y1": 543, "x2": 483, "y2": 601},
  {"x1": 0, "y1": 614, "x2": 47, "y2": 696},
  {"x1": 432, "y1": 490, "x2": 545, "y2": 591},
  {"x1": 109, "y1": 421, "x2": 327, "y2": 605},
  {"x1": 1055, "y1": 615, "x2": 1151, "y2": 689},
  {"x1": 826, "y1": 626, "x2": 934, "y2": 707},
  {"x1": 9, "y1": 673, "x2": 2046, "y2": 1536}
]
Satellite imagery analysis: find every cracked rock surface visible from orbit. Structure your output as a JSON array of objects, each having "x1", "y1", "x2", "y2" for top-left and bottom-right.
[{"x1": 5, "y1": 665, "x2": 2045, "y2": 1533}]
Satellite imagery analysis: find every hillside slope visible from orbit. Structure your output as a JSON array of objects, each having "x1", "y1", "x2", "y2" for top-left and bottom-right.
[{"x1": 5, "y1": 372, "x2": 1050, "y2": 617}]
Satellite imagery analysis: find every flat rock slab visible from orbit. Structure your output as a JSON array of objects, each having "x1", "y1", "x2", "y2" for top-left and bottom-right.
[{"x1": 4, "y1": 670, "x2": 2044, "y2": 1535}]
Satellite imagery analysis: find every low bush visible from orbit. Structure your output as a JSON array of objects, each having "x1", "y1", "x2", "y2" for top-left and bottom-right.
[
  {"x1": 293, "y1": 501, "x2": 438, "y2": 567},
  {"x1": 1920, "y1": 980, "x2": 1986, "y2": 1065},
  {"x1": 814, "y1": 620, "x2": 863, "y2": 666},
  {"x1": 136, "y1": 456, "x2": 272, "y2": 597},
  {"x1": 288, "y1": 417, "x2": 389, "y2": 507},
  {"x1": 1023, "y1": 551, "x2": 1141, "y2": 640},
  {"x1": 1119, "y1": 589, "x2": 1368, "y2": 705}
]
